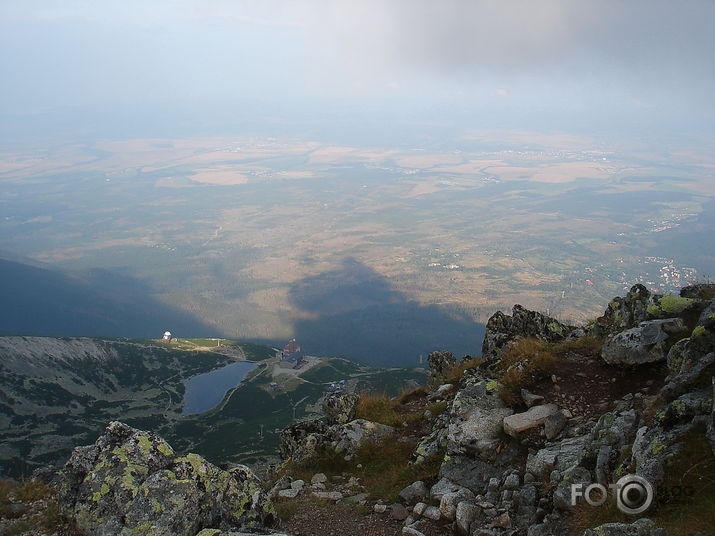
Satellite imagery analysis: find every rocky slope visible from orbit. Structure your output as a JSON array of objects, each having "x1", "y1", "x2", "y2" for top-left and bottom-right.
[
  {"x1": 272, "y1": 283, "x2": 714, "y2": 536},
  {"x1": 1, "y1": 283, "x2": 713, "y2": 535}
]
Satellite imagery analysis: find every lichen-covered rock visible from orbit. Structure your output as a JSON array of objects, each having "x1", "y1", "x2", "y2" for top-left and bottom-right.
[
  {"x1": 427, "y1": 350, "x2": 456, "y2": 379},
  {"x1": 481, "y1": 305, "x2": 572, "y2": 361},
  {"x1": 446, "y1": 374, "x2": 513, "y2": 459},
  {"x1": 582, "y1": 518, "x2": 666, "y2": 536},
  {"x1": 646, "y1": 295, "x2": 701, "y2": 320},
  {"x1": 332, "y1": 419, "x2": 394, "y2": 454},
  {"x1": 321, "y1": 391, "x2": 359, "y2": 425},
  {"x1": 662, "y1": 317, "x2": 715, "y2": 401},
  {"x1": 601, "y1": 318, "x2": 688, "y2": 365},
  {"x1": 59, "y1": 421, "x2": 279, "y2": 536},
  {"x1": 593, "y1": 284, "x2": 651, "y2": 335},
  {"x1": 679, "y1": 283, "x2": 715, "y2": 300},
  {"x1": 278, "y1": 419, "x2": 330, "y2": 462}
]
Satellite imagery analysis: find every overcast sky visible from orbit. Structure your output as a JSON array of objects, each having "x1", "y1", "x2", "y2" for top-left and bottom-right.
[{"x1": 1, "y1": 1, "x2": 714, "y2": 136}]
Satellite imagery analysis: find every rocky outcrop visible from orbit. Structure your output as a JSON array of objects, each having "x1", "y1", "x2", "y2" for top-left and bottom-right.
[
  {"x1": 481, "y1": 305, "x2": 572, "y2": 361},
  {"x1": 427, "y1": 350, "x2": 456, "y2": 379},
  {"x1": 321, "y1": 391, "x2": 359, "y2": 425},
  {"x1": 59, "y1": 421, "x2": 279, "y2": 536},
  {"x1": 279, "y1": 419, "x2": 331, "y2": 463},
  {"x1": 601, "y1": 318, "x2": 688, "y2": 365},
  {"x1": 593, "y1": 284, "x2": 651, "y2": 335},
  {"x1": 278, "y1": 392, "x2": 395, "y2": 464}
]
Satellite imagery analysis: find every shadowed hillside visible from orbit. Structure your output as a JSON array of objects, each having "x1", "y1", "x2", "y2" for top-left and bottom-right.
[{"x1": 0, "y1": 257, "x2": 212, "y2": 338}]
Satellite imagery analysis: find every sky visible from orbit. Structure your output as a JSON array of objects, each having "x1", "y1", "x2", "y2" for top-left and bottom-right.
[{"x1": 1, "y1": 0, "x2": 714, "y2": 138}]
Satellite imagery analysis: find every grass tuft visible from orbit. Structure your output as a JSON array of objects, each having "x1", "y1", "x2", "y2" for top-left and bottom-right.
[
  {"x1": 355, "y1": 392, "x2": 401, "y2": 426},
  {"x1": 496, "y1": 338, "x2": 557, "y2": 407}
]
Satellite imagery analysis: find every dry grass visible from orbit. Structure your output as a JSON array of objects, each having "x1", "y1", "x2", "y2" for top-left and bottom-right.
[
  {"x1": 397, "y1": 386, "x2": 428, "y2": 405},
  {"x1": 0, "y1": 478, "x2": 83, "y2": 535},
  {"x1": 276, "y1": 436, "x2": 443, "y2": 503},
  {"x1": 497, "y1": 338, "x2": 557, "y2": 407},
  {"x1": 355, "y1": 392, "x2": 402, "y2": 427},
  {"x1": 446, "y1": 357, "x2": 484, "y2": 384}
]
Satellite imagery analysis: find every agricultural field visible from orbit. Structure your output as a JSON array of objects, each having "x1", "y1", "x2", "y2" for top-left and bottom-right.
[{"x1": 1, "y1": 132, "x2": 713, "y2": 365}]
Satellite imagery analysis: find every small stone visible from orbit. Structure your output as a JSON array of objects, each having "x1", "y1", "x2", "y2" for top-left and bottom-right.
[
  {"x1": 423, "y1": 505, "x2": 442, "y2": 520},
  {"x1": 399, "y1": 481, "x2": 429, "y2": 505},
  {"x1": 503, "y1": 404, "x2": 559, "y2": 436},
  {"x1": 490, "y1": 511, "x2": 512, "y2": 529},
  {"x1": 312, "y1": 491, "x2": 342, "y2": 501},
  {"x1": 551, "y1": 375, "x2": 558, "y2": 383},
  {"x1": 345, "y1": 493, "x2": 368, "y2": 504},
  {"x1": 521, "y1": 389, "x2": 545, "y2": 408},
  {"x1": 311, "y1": 473, "x2": 328, "y2": 484},
  {"x1": 544, "y1": 411, "x2": 567, "y2": 440},
  {"x1": 523, "y1": 472, "x2": 535, "y2": 484},
  {"x1": 374, "y1": 504, "x2": 388, "y2": 513},
  {"x1": 488, "y1": 478, "x2": 500, "y2": 491},
  {"x1": 503, "y1": 474, "x2": 520, "y2": 490},
  {"x1": 550, "y1": 470, "x2": 561, "y2": 483},
  {"x1": 290, "y1": 479, "x2": 305, "y2": 490},
  {"x1": 622, "y1": 393, "x2": 634, "y2": 401},
  {"x1": 390, "y1": 503, "x2": 409, "y2": 520},
  {"x1": 278, "y1": 488, "x2": 300, "y2": 499},
  {"x1": 455, "y1": 502, "x2": 479, "y2": 535},
  {"x1": 413, "y1": 502, "x2": 428, "y2": 517}
]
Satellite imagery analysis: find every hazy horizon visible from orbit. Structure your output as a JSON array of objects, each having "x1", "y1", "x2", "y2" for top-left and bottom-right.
[{"x1": 1, "y1": 2, "x2": 714, "y2": 364}]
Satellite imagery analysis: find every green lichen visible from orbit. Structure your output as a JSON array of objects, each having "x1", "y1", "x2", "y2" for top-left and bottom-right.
[
  {"x1": 486, "y1": 380, "x2": 499, "y2": 391},
  {"x1": 547, "y1": 321, "x2": 564, "y2": 334},
  {"x1": 157, "y1": 441, "x2": 173, "y2": 457},
  {"x1": 137, "y1": 435, "x2": 153, "y2": 453},
  {"x1": 130, "y1": 522, "x2": 154, "y2": 535},
  {"x1": 692, "y1": 325, "x2": 706, "y2": 338},
  {"x1": 671, "y1": 399, "x2": 687, "y2": 416},
  {"x1": 651, "y1": 438, "x2": 668, "y2": 455},
  {"x1": 649, "y1": 295, "x2": 696, "y2": 318},
  {"x1": 196, "y1": 531, "x2": 221, "y2": 536}
]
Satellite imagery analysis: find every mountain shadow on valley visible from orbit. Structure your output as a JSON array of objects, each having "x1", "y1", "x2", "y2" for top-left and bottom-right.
[
  {"x1": 0, "y1": 257, "x2": 212, "y2": 338},
  {"x1": 286, "y1": 258, "x2": 485, "y2": 367}
]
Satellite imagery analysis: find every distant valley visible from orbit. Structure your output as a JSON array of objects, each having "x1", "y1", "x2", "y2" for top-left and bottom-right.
[{"x1": 0, "y1": 336, "x2": 426, "y2": 476}]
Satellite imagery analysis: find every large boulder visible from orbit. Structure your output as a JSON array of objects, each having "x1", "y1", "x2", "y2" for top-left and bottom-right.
[
  {"x1": 481, "y1": 305, "x2": 571, "y2": 361},
  {"x1": 427, "y1": 350, "x2": 456, "y2": 379},
  {"x1": 331, "y1": 419, "x2": 394, "y2": 454},
  {"x1": 662, "y1": 317, "x2": 715, "y2": 402},
  {"x1": 446, "y1": 374, "x2": 513, "y2": 459},
  {"x1": 321, "y1": 392, "x2": 359, "y2": 425},
  {"x1": 279, "y1": 419, "x2": 331, "y2": 462},
  {"x1": 59, "y1": 422, "x2": 279, "y2": 536},
  {"x1": 601, "y1": 318, "x2": 688, "y2": 365},
  {"x1": 593, "y1": 284, "x2": 651, "y2": 335}
]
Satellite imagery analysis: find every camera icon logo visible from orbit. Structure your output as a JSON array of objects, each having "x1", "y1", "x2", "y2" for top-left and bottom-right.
[
  {"x1": 571, "y1": 474, "x2": 654, "y2": 515},
  {"x1": 614, "y1": 474, "x2": 654, "y2": 515}
]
